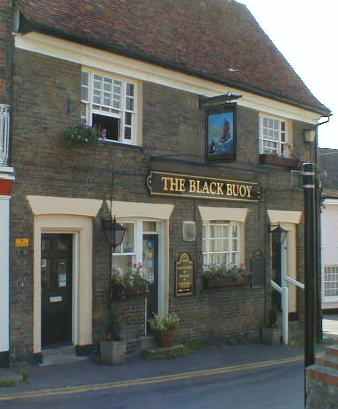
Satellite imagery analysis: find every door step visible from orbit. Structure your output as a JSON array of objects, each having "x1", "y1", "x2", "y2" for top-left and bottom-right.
[{"x1": 40, "y1": 346, "x2": 88, "y2": 366}]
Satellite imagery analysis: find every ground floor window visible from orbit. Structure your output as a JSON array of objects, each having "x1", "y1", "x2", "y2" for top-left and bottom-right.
[
  {"x1": 202, "y1": 221, "x2": 241, "y2": 269},
  {"x1": 112, "y1": 220, "x2": 160, "y2": 316},
  {"x1": 112, "y1": 220, "x2": 159, "y2": 281},
  {"x1": 324, "y1": 265, "x2": 338, "y2": 298}
]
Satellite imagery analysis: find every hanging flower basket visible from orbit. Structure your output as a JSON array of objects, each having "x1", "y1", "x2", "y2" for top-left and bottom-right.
[{"x1": 63, "y1": 125, "x2": 99, "y2": 146}]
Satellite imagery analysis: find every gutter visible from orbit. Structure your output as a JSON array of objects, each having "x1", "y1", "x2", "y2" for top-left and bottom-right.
[{"x1": 14, "y1": 12, "x2": 331, "y2": 118}]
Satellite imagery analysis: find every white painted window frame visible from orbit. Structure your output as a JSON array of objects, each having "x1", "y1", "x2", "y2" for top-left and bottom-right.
[
  {"x1": 0, "y1": 105, "x2": 10, "y2": 167},
  {"x1": 112, "y1": 220, "x2": 161, "y2": 271},
  {"x1": 259, "y1": 114, "x2": 289, "y2": 157},
  {"x1": 81, "y1": 68, "x2": 138, "y2": 146},
  {"x1": 202, "y1": 221, "x2": 241, "y2": 269}
]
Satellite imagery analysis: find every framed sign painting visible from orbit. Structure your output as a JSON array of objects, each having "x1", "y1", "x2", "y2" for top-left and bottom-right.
[{"x1": 207, "y1": 106, "x2": 237, "y2": 161}]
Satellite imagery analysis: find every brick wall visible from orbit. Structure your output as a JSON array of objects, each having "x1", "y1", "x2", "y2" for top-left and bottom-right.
[
  {"x1": 10, "y1": 49, "x2": 311, "y2": 359},
  {"x1": 0, "y1": 0, "x2": 13, "y2": 104},
  {"x1": 306, "y1": 346, "x2": 338, "y2": 408}
]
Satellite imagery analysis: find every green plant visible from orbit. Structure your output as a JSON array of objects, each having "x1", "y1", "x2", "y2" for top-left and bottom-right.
[
  {"x1": 203, "y1": 264, "x2": 250, "y2": 281},
  {"x1": 63, "y1": 125, "x2": 99, "y2": 146},
  {"x1": 20, "y1": 368, "x2": 29, "y2": 384},
  {"x1": 149, "y1": 313, "x2": 180, "y2": 333},
  {"x1": 0, "y1": 378, "x2": 16, "y2": 387},
  {"x1": 105, "y1": 306, "x2": 122, "y2": 341}
]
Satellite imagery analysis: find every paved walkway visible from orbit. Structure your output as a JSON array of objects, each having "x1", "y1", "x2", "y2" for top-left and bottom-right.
[{"x1": 0, "y1": 344, "x2": 303, "y2": 401}]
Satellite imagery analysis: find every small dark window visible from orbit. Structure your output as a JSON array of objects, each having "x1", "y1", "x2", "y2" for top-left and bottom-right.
[{"x1": 93, "y1": 114, "x2": 120, "y2": 141}]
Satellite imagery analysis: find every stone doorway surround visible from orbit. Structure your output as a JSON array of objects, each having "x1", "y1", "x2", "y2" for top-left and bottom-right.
[
  {"x1": 268, "y1": 210, "x2": 302, "y2": 315},
  {"x1": 27, "y1": 196, "x2": 102, "y2": 356}
]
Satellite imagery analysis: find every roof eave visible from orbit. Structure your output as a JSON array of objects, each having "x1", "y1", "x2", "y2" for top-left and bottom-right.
[{"x1": 17, "y1": 12, "x2": 331, "y2": 118}]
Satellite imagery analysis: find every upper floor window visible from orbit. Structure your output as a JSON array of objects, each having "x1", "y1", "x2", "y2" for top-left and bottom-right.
[
  {"x1": 81, "y1": 70, "x2": 137, "y2": 145},
  {"x1": 259, "y1": 115, "x2": 288, "y2": 157},
  {"x1": 202, "y1": 221, "x2": 241, "y2": 269}
]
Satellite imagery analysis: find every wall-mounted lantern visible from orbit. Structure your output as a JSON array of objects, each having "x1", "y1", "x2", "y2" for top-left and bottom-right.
[
  {"x1": 304, "y1": 128, "x2": 316, "y2": 144},
  {"x1": 101, "y1": 215, "x2": 127, "y2": 250}
]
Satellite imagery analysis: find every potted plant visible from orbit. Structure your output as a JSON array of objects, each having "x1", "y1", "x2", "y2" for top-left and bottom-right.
[
  {"x1": 100, "y1": 306, "x2": 127, "y2": 365},
  {"x1": 149, "y1": 313, "x2": 180, "y2": 348},
  {"x1": 202, "y1": 264, "x2": 251, "y2": 289},
  {"x1": 261, "y1": 309, "x2": 281, "y2": 345},
  {"x1": 111, "y1": 263, "x2": 150, "y2": 300}
]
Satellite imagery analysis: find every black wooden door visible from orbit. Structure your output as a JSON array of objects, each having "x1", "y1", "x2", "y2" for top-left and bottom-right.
[
  {"x1": 41, "y1": 234, "x2": 73, "y2": 347},
  {"x1": 143, "y1": 234, "x2": 159, "y2": 318}
]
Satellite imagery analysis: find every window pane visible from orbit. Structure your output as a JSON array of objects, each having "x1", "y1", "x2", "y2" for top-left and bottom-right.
[
  {"x1": 126, "y1": 83, "x2": 134, "y2": 97},
  {"x1": 112, "y1": 254, "x2": 135, "y2": 276},
  {"x1": 126, "y1": 97, "x2": 134, "y2": 111},
  {"x1": 124, "y1": 127, "x2": 132, "y2": 140},
  {"x1": 125, "y1": 112, "x2": 132, "y2": 126},
  {"x1": 81, "y1": 86, "x2": 88, "y2": 101}
]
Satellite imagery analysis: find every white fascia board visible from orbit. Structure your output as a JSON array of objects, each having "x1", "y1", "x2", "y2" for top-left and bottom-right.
[
  {"x1": 324, "y1": 199, "x2": 338, "y2": 206},
  {"x1": 0, "y1": 167, "x2": 15, "y2": 179},
  {"x1": 15, "y1": 32, "x2": 321, "y2": 124}
]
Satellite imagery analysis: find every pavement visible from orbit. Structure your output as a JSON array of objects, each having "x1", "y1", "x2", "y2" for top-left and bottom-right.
[{"x1": 0, "y1": 343, "x2": 304, "y2": 404}]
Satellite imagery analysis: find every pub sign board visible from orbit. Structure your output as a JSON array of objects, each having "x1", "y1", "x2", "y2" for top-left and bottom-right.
[
  {"x1": 207, "y1": 105, "x2": 237, "y2": 162},
  {"x1": 176, "y1": 252, "x2": 194, "y2": 296},
  {"x1": 147, "y1": 171, "x2": 261, "y2": 202}
]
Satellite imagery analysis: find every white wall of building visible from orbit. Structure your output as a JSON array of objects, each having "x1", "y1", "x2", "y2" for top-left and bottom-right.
[
  {"x1": 321, "y1": 200, "x2": 338, "y2": 309},
  {"x1": 0, "y1": 195, "x2": 10, "y2": 354}
]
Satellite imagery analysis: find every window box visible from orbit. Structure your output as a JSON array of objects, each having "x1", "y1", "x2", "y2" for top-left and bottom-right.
[
  {"x1": 259, "y1": 154, "x2": 301, "y2": 169},
  {"x1": 111, "y1": 283, "x2": 149, "y2": 301},
  {"x1": 203, "y1": 275, "x2": 250, "y2": 290}
]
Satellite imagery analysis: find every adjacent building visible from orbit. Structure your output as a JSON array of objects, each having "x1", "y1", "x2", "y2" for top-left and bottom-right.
[
  {"x1": 320, "y1": 148, "x2": 338, "y2": 310},
  {"x1": 0, "y1": 0, "x2": 15, "y2": 368},
  {"x1": 0, "y1": 0, "x2": 331, "y2": 364}
]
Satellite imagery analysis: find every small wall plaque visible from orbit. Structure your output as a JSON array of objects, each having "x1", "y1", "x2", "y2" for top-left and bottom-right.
[
  {"x1": 176, "y1": 252, "x2": 194, "y2": 297},
  {"x1": 15, "y1": 238, "x2": 30, "y2": 248}
]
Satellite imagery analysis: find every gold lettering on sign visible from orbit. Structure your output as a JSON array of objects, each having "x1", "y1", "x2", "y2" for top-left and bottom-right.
[
  {"x1": 246, "y1": 185, "x2": 253, "y2": 199},
  {"x1": 162, "y1": 177, "x2": 186, "y2": 192},
  {"x1": 202, "y1": 181, "x2": 210, "y2": 194},
  {"x1": 162, "y1": 176, "x2": 171, "y2": 192},
  {"x1": 152, "y1": 172, "x2": 259, "y2": 202},
  {"x1": 189, "y1": 179, "x2": 197, "y2": 193}
]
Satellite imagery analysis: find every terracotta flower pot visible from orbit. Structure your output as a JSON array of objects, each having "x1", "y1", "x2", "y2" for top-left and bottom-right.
[{"x1": 156, "y1": 329, "x2": 177, "y2": 348}]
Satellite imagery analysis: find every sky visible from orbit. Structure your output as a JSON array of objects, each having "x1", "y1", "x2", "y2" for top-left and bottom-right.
[{"x1": 239, "y1": 0, "x2": 337, "y2": 148}]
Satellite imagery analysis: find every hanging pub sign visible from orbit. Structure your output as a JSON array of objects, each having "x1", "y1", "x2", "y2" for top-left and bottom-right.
[
  {"x1": 207, "y1": 105, "x2": 237, "y2": 162},
  {"x1": 147, "y1": 171, "x2": 261, "y2": 202},
  {"x1": 176, "y1": 252, "x2": 194, "y2": 297}
]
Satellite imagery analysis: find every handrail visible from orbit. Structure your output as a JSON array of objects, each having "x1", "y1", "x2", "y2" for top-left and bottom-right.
[
  {"x1": 286, "y1": 276, "x2": 304, "y2": 290},
  {"x1": 271, "y1": 279, "x2": 282, "y2": 294}
]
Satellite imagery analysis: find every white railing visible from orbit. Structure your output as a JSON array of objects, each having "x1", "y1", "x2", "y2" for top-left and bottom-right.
[
  {"x1": 271, "y1": 275, "x2": 304, "y2": 345},
  {"x1": 0, "y1": 105, "x2": 10, "y2": 167}
]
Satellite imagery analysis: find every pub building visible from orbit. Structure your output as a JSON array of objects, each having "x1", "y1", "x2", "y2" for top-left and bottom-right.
[{"x1": 0, "y1": 0, "x2": 330, "y2": 365}]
